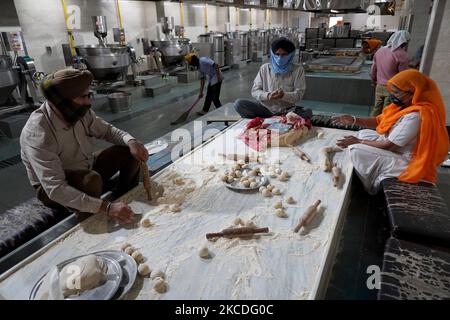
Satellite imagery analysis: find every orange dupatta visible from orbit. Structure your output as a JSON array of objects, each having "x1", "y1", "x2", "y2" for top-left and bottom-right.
[
  {"x1": 363, "y1": 39, "x2": 382, "y2": 54},
  {"x1": 376, "y1": 69, "x2": 449, "y2": 184}
]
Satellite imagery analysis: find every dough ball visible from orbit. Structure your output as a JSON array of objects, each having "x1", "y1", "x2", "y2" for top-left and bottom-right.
[
  {"x1": 232, "y1": 164, "x2": 241, "y2": 171},
  {"x1": 120, "y1": 242, "x2": 131, "y2": 251},
  {"x1": 199, "y1": 246, "x2": 212, "y2": 259},
  {"x1": 259, "y1": 186, "x2": 267, "y2": 193},
  {"x1": 141, "y1": 218, "x2": 152, "y2": 228},
  {"x1": 317, "y1": 131, "x2": 325, "y2": 139},
  {"x1": 240, "y1": 177, "x2": 248, "y2": 183},
  {"x1": 235, "y1": 170, "x2": 242, "y2": 178},
  {"x1": 242, "y1": 180, "x2": 250, "y2": 188},
  {"x1": 174, "y1": 178, "x2": 185, "y2": 185},
  {"x1": 286, "y1": 196, "x2": 296, "y2": 204},
  {"x1": 151, "y1": 269, "x2": 165, "y2": 280},
  {"x1": 278, "y1": 174, "x2": 288, "y2": 182},
  {"x1": 262, "y1": 189, "x2": 272, "y2": 197},
  {"x1": 249, "y1": 182, "x2": 257, "y2": 188},
  {"x1": 249, "y1": 170, "x2": 258, "y2": 176},
  {"x1": 170, "y1": 204, "x2": 181, "y2": 213},
  {"x1": 157, "y1": 196, "x2": 166, "y2": 204},
  {"x1": 272, "y1": 188, "x2": 281, "y2": 195},
  {"x1": 124, "y1": 246, "x2": 136, "y2": 255},
  {"x1": 131, "y1": 251, "x2": 144, "y2": 263},
  {"x1": 227, "y1": 176, "x2": 235, "y2": 183},
  {"x1": 229, "y1": 171, "x2": 236, "y2": 178},
  {"x1": 221, "y1": 175, "x2": 228, "y2": 182},
  {"x1": 275, "y1": 168, "x2": 282, "y2": 175},
  {"x1": 245, "y1": 221, "x2": 257, "y2": 228},
  {"x1": 237, "y1": 160, "x2": 246, "y2": 166},
  {"x1": 138, "y1": 263, "x2": 151, "y2": 277},
  {"x1": 234, "y1": 217, "x2": 244, "y2": 225},
  {"x1": 208, "y1": 165, "x2": 216, "y2": 172},
  {"x1": 266, "y1": 184, "x2": 274, "y2": 191},
  {"x1": 153, "y1": 277, "x2": 167, "y2": 294},
  {"x1": 274, "y1": 201, "x2": 283, "y2": 209},
  {"x1": 59, "y1": 255, "x2": 108, "y2": 297},
  {"x1": 276, "y1": 209, "x2": 288, "y2": 218},
  {"x1": 281, "y1": 171, "x2": 290, "y2": 178}
]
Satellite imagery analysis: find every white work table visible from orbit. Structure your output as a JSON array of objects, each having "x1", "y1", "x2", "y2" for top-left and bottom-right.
[{"x1": 0, "y1": 120, "x2": 355, "y2": 300}]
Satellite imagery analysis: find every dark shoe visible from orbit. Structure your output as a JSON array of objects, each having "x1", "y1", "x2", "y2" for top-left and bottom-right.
[{"x1": 196, "y1": 111, "x2": 206, "y2": 116}]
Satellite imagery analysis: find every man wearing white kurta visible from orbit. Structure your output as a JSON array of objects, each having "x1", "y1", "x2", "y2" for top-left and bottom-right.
[{"x1": 234, "y1": 38, "x2": 306, "y2": 118}]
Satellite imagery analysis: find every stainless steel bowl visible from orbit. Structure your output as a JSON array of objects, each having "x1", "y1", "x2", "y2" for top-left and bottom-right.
[
  {"x1": 75, "y1": 45, "x2": 130, "y2": 81},
  {"x1": 150, "y1": 39, "x2": 191, "y2": 66}
]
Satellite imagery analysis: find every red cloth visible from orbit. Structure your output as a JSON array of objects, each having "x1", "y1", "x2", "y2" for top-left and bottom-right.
[{"x1": 239, "y1": 115, "x2": 311, "y2": 151}]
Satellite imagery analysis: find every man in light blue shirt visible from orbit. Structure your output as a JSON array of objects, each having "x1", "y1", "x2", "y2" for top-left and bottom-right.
[{"x1": 185, "y1": 54, "x2": 223, "y2": 115}]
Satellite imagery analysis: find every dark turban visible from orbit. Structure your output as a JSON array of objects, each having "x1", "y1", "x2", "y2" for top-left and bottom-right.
[
  {"x1": 271, "y1": 38, "x2": 295, "y2": 54},
  {"x1": 41, "y1": 68, "x2": 93, "y2": 105}
]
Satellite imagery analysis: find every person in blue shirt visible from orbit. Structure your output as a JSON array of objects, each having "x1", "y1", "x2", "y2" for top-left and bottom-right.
[{"x1": 185, "y1": 53, "x2": 223, "y2": 116}]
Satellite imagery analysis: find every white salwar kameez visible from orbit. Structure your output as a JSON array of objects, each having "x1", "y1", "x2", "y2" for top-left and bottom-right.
[{"x1": 348, "y1": 112, "x2": 420, "y2": 194}]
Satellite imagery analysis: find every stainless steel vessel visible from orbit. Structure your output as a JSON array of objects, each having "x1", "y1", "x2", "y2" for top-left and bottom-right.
[
  {"x1": 212, "y1": 34, "x2": 224, "y2": 52},
  {"x1": 150, "y1": 39, "x2": 191, "y2": 66},
  {"x1": 239, "y1": 32, "x2": 249, "y2": 60},
  {"x1": 75, "y1": 45, "x2": 129, "y2": 81},
  {"x1": 0, "y1": 55, "x2": 19, "y2": 105},
  {"x1": 213, "y1": 52, "x2": 225, "y2": 67},
  {"x1": 198, "y1": 33, "x2": 212, "y2": 43}
]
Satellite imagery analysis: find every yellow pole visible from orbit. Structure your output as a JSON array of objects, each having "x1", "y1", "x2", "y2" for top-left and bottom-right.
[
  {"x1": 61, "y1": 0, "x2": 76, "y2": 57},
  {"x1": 116, "y1": 0, "x2": 123, "y2": 29},
  {"x1": 180, "y1": 0, "x2": 185, "y2": 37},
  {"x1": 204, "y1": 1, "x2": 208, "y2": 33},
  {"x1": 116, "y1": 0, "x2": 126, "y2": 45}
]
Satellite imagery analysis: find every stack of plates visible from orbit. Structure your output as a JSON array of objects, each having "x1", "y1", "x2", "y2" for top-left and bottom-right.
[{"x1": 29, "y1": 250, "x2": 137, "y2": 300}]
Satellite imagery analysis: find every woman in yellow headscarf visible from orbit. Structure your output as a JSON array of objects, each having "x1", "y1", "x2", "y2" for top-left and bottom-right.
[{"x1": 332, "y1": 69, "x2": 448, "y2": 194}]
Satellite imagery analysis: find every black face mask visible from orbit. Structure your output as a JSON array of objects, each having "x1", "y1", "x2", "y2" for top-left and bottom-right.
[
  {"x1": 56, "y1": 100, "x2": 91, "y2": 124},
  {"x1": 390, "y1": 94, "x2": 407, "y2": 107}
]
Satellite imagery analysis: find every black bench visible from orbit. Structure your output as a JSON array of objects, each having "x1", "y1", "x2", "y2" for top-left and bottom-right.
[
  {"x1": 381, "y1": 178, "x2": 450, "y2": 246},
  {"x1": 0, "y1": 198, "x2": 71, "y2": 258},
  {"x1": 378, "y1": 237, "x2": 450, "y2": 300}
]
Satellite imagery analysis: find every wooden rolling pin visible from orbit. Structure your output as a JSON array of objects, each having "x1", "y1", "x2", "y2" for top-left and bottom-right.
[
  {"x1": 206, "y1": 227, "x2": 269, "y2": 240},
  {"x1": 288, "y1": 145, "x2": 310, "y2": 163},
  {"x1": 140, "y1": 161, "x2": 152, "y2": 200},
  {"x1": 294, "y1": 200, "x2": 321, "y2": 233}
]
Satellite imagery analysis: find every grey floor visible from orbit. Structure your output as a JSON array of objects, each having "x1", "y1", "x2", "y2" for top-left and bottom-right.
[{"x1": 2, "y1": 59, "x2": 448, "y2": 300}]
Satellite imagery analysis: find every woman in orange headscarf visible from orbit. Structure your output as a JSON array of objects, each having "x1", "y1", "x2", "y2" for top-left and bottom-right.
[
  {"x1": 362, "y1": 38, "x2": 382, "y2": 55},
  {"x1": 332, "y1": 69, "x2": 448, "y2": 194}
]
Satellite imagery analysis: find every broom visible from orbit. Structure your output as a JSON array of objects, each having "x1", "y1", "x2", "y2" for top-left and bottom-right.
[{"x1": 170, "y1": 97, "x2": 201, "y2": 125}]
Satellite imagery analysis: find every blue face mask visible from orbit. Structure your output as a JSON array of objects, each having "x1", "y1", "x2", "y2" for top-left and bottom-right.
[{"x1": 270, "y1": 50, "x2": 295, "y2": 74}]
